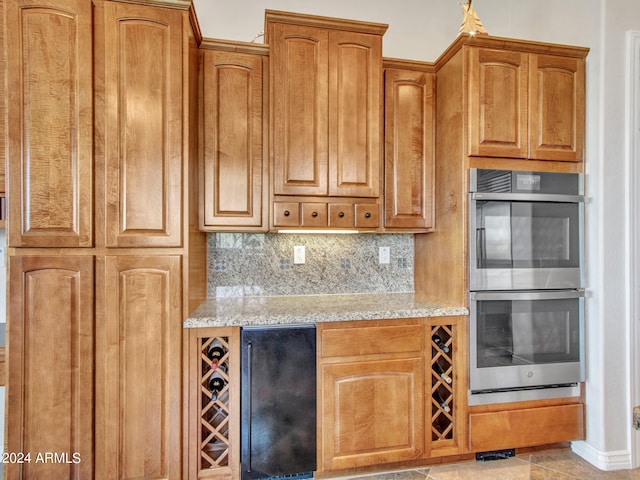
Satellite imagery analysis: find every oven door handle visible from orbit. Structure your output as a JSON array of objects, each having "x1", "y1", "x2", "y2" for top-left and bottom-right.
[
  {"x1": 471, "y1": 192, "x2": 585, "y2": 203},
  {"x1": 470, "y1": 290, "x2": 585, "y2": 301}
]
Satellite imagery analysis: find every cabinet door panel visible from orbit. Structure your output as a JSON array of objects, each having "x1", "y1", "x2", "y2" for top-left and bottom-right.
[
  {"x1": 468, "y1": 48, "x2": 528, "y2": 159},
  {"x1": 6, "y1": 0, "x2": 93, "y2": 247},
  {"x1": 98, "y1": 255, "x2": 182, "y2": 480},
  {"x1": 384, "y1": 69, "x2": 434, "y2": 229},
  {"x1": 321, "y1": 358, "x2": 424, "y2": 470},
  {"x1": 7, "y1": 256, "x2": 94, "y2": 479},
  {"x1": 202, "y1": 50, "x2": 266, "y2": 229},
  {"x1": 529, "y1": 54, "x2": 584, "y2": 162},
  {"x1": 102, "y1": 3, "x2": 183, "y2": 247},
  {"x1": 329, "y1": 31, "x2": 382, "y2": 197},
  {"x1": 271, "y1": 24, "x2": 329, "y2": 195}
]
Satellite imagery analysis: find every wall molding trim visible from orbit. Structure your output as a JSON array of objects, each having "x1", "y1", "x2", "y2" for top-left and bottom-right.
[
  {"x1": 572, "y1": 441, "x2": 632, "y2": 471},
  {"x1": 626, "y1": 29, "x2": 640, "y2": 470}
]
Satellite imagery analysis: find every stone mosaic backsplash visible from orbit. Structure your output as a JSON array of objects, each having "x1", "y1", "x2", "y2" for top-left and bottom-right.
[{"x1": 207, "y1": 233, "x2": 414, "y2": 297}]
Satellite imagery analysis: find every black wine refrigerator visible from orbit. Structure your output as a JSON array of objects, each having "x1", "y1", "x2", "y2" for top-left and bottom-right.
[{"x1": 240, "y1": 325, "x2": 316, "y2": 480}]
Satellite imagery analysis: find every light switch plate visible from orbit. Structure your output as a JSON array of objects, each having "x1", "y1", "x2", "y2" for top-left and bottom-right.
[{"x1": 294, "y1": 246, "x2": 305, "y2": 264}]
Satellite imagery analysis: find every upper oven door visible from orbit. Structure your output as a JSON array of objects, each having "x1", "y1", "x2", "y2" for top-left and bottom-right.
[{"x1": 469, "y1": 170, "x2": 584, "y2": 291}]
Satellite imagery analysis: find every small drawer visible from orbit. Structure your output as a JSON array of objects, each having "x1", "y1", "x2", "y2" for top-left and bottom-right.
[
  {"x1": 354, "y1": 204, "x2": 379, "y2": 228},
  {"x1": 328, "y1": 203, "x2": 354, "y2": 228},
  {"x1": 321, "y1": 323, "x2": 423, "y2": 358},
  {"x1": 273, "y1": 202, "x2": 300, "y2": 227},
  {"x1": 301, "y1": 203, "x2": 328, "y2": 227},
  {"x1": 469, "y1": 403, "x2": 585, "y2": 451}
]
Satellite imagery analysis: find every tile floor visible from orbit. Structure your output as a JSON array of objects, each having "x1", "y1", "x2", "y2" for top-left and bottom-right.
[{"x1": 332, "y1": 449, "x2": 640, "y2": 480}]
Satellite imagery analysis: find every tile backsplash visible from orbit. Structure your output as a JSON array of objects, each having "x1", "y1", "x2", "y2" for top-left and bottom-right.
[{"x1": 208, "y1": 233, "x2": 414, "y2": 297}]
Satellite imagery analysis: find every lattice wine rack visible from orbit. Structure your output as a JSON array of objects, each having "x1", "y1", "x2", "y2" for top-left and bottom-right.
[
  {"x1": 199, "y1": 335, "x2": 232, "y2": 471},
  {"x1": 430, "y1": 324, "x2": 454, "y2": 443}
]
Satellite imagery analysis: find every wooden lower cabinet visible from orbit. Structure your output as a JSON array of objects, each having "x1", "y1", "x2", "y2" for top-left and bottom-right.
[
  {"x1": 95, "y1": 255, "x2": 183, "y2": 480},
  {"x1": 320, "y1": 358, "x2": 425, "y2": 470},
  {"x1": 317, "y1": 319, "x2": 425, "y2": 472},
  {"x1": 318, "y1": 316, "x2": 468, "y2": 473},
  {"x1": 6, "y1": 255, "x2": 95, "y2": 479}
]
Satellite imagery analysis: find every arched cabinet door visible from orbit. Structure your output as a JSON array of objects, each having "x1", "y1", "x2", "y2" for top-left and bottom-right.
[
  {"x1": 6, "y1": 255, "x2": 94, "y2": 479},
  {"x1": 96, "y1": 255, "x2": 182, "y2": 480},
  {"x1": 529, "y1": 54, "x2": 585, "y2": 162},
  {"x1": 6, "y1": 0, "x2": 93, "y2": 247},
  {"x1": 98, "y1": 2, "x2": 184, "y2": 247},
  {"x1": 468, "y1": 47, "x2": 529, "y2": 159},
  {"x1": 201, "y1": 48, "x2": 267, "y2": 230}
]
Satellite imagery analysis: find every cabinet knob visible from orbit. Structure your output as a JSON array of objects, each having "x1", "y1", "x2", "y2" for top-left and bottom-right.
[
  {"x1": 284, "y1": 210, "x2": 290, "y2": 217},
  {"x1": 312, "y1": 211, "x2": 318, "y2": 217},
  {"x1": 338, "y1": 212, "x2": 345, "y2": 218},
  {"x1": 365, "y1": 212, "x2": 372, "y2": 218}
]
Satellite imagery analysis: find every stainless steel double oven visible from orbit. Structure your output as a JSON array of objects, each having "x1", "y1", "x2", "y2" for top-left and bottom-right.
[{"x1": 468, "y1": 169, "x2": 585, "y2": 405}]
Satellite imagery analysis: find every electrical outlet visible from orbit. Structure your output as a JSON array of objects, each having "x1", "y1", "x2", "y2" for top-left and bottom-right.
[
  {"x1": 379, "y1": 246, "x2": 390, "y2": 264},
  {"x1": 294, "y1": 246, "x2": 305, "y2": 264}
]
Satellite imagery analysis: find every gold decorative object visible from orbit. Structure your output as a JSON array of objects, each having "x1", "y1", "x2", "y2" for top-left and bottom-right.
[{"x1": 459, "y1": 0, "x2": 488, "y2": 36}]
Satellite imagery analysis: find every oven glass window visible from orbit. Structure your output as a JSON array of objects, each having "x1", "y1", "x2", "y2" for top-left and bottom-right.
[
  {"x1": 476, "y1": 201, "x2": 580, "y2": 269},
  {"x1": 476, "y1": 298, "x2": 581, "y2": 368}
]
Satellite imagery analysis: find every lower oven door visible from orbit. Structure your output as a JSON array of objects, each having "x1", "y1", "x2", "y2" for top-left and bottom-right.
[{"x1": 469, "y1": 289, "x2": 585, "y2": 394}]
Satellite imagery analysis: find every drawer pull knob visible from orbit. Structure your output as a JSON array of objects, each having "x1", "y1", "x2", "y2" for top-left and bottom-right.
[
  {"x1": 284, "y1": 210, "x2": 290, "y2": 217},
  {"x1": 338, "y1": 211, "x2": 345, "y2": 218},
  {"x1": 365, "y1": 212, "x2": 372, "y2": 218},
  {"x1": 312, "y1": 211, "x2": 318, "y2": 217}
]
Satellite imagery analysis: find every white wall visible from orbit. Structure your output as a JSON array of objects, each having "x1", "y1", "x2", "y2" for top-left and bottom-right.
[{"x1": 192, "y1": 0, "x2": 639, "y2": 469}]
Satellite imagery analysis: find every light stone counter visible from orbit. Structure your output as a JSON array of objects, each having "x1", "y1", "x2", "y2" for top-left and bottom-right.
[{"x1": 184, "y1": 293, "x2": 468, "y2": 328}]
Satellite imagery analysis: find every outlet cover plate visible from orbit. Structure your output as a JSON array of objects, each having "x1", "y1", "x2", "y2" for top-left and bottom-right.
[
  {"x1": 294, "y1": 246, "x2": 305, "y2": 264},
  {"x1": 379, "y1": 246, "x2": 390, "y2": 264}
]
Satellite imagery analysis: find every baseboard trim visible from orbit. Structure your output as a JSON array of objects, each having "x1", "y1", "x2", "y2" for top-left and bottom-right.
[{"x1": 571, "y1": 441, "x2": 632, "y2": 471}]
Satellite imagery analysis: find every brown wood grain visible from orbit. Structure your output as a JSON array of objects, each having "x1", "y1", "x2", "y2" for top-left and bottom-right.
[
  {"x1": 7, "y1": 255, "x2": 94, "y2": 479},
  {"x1": 384, "y1": 67, "x2": 435, "y2": 230},
  {"x1": 469, "y1": 403, "x2": 585, "y2": 451},
  {"x1": 6, "y1": 0, "x2": 93, "y2": 247}
]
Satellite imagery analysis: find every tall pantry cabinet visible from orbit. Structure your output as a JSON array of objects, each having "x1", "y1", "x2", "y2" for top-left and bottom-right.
[{"x1": 4, "y1": 0, "x2": 205, "y2": 478}]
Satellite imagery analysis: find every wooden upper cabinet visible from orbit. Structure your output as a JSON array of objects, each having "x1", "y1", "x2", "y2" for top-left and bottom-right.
[
  {"x1": 468, "y1": 48, "x2": 529, "y2": 159},
  {"x1": 7, "y1": 255, "x2": 94, "y2": 479},
  {"x1": 6, "y1": 0, "x2": 93, "y2": 247},
  {"x1": 384, "y1": 66, "x2": 435, "y2": 230},
  {"x1": 99, "y1": 2, "x2": 184, "y2": 247},
  {"x1": 267, "y1": 11, "x2": 385, "y2": 198},
  {"x1": 270, "y1": 23, "x2": 329, "y2": 196},
  {"x1": 529, "y1": 54, "x2": 585, "y2": 162},
  {"x1": 201, "y1": 46, "x2": 267, "y2": 230},
  {"x1": 468, "y1": 46, "x2": 585, "y2": 162},
  {"x1": 329, "y1": 30, "x2": 382, "y2": 197}
]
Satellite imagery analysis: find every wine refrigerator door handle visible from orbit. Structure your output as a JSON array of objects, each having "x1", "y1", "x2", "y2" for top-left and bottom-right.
[{"x1": 247, "y1": 341, "x2": 253, "y2": 473}]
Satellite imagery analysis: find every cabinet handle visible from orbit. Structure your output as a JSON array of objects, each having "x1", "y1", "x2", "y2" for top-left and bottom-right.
[
  {"x1": 284, "y1": 210, "x2": 290, "y2": 217},
  {"x1": 338, "y1": 212, "x2": 345, "y2": 218},
  {"x1": 247, "y1": 341, "x2": 253, "y2": 472},
  {"x1": 365, "y1": 212, "x2": 372, "y2": 218},
  {"x1": 312, "y1": 211, "x2": 318, "y2": 217}
]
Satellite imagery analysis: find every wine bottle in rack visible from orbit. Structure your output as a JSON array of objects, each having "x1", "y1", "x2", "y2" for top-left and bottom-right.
[
  {"x1": 433, "y1": 388, "x2": 451, "y2": 413},
  {"x1": 209, "y1": 363, "x2": 227, "y2": 402},
  {"x1": 208, "y1": 339, "x2": 225, "y2": 363},
  {"x1": 432, "y1": 334, "x2": 450, "y2": 353},
  {"x1": 433, "y1": 360, "x2": 452, "y2": 384}
]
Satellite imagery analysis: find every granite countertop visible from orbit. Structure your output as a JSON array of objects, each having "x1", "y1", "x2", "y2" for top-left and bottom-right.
[{"x1": 184, "y1": 293, "x2": 468, "y2": 328}]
